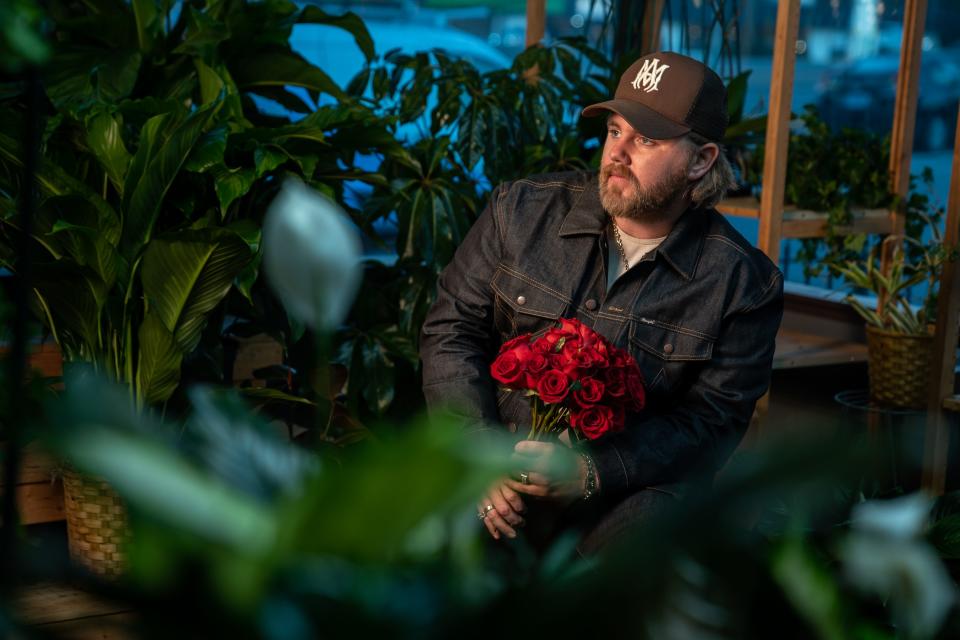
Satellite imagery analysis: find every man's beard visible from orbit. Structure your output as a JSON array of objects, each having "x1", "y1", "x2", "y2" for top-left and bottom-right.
[{"x1": 598, "y1": 162, "x2": 691, "y2": 222}]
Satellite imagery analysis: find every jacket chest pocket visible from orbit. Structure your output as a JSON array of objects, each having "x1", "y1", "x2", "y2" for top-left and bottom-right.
[
  {"x1": 629, "y1": 320, "x2": 715, "y2": 394},
  {"x1": 491, "y1": 267, "x2": 569, "y2": 339}
]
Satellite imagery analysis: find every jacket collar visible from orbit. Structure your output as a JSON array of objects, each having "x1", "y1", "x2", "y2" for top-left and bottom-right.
[{"x1": 558, "y1": 172, "x2": 706, "y2": 281}]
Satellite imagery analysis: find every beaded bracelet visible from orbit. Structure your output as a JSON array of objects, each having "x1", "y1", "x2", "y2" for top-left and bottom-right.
[{"x1": 579, "y1": 451, "x2": 598, "y2": 501}]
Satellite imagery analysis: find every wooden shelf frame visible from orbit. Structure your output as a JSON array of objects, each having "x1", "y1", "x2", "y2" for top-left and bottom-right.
[{"x1": 922, "y1": 104, "x2": 960, "y2": 495}]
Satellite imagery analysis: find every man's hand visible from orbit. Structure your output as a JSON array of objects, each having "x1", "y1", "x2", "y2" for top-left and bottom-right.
[
  {"x1": 506, "y1": 441, "x2": 587, "y2": 503},
  {"x1": 477, "y1": 479, "x2": 526, "y2": 540}
]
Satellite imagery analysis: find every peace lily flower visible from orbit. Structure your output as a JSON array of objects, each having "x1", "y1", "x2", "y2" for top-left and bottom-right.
[
  {"x1": 262, "y1": 178, "x2": 363, "y2": 331},
  {"x1": 842, "y1": 493, "x2": 957, "y2": 639}
]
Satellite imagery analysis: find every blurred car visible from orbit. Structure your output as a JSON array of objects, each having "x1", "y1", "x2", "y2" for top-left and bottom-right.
[{"x1": 815, "y1": 49, "x2": 960, "y2": 151}]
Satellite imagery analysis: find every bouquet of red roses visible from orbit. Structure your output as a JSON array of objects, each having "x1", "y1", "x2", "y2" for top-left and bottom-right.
[{"x1": 490, "y1": 317, "x2": 645, "y2": 441}]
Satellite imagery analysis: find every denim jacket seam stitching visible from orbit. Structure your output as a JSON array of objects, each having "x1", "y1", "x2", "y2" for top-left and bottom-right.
[
  {"x1": 498, "y1": 264, "x2": 573, "y2": 304},
  {"x1": 704, "y1": 234, "x2": 748, "y2": 257},
  {"x1": 515, "y1": 178, "x2": 585, "y2": 191},
  {"x1": 628, "y1": 317, "x2": 717, "y2": 341},
  {"x1": 742, "y1": 271, "x2": 783, "y2": 313}
]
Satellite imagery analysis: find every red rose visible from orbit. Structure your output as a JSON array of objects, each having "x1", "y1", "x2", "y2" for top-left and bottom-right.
[
  {"x1": 523, "y1": 353, "x2": 550, "y2": 388},
  {"x1": 604, "y1": 366, "x2": 626, "y2": 398},
  {"x1": 490, "y1": 352, "x2": 524, "y2": 386},
  {"x1": 537, "y1": 369, "x2": 570, "y2": 404},
  {"x1": 557, "y1": 318, "x2": 580, "y2": 337},
  {"x1": 573, "y1": 377, "x2": 605, "y2": 407},
  {"x1": 543, "y1": 327, "x2": 564, "y2": 342},
  {"x1": 547, "y1": 351, "x2": 575, "y2": 378},
  {"x1": 499, "y1": 334, "x2": 532, "y2": 354},
  {"x1": 510, "y1": 342, "x2": 535, "y2": 365},
  {"x1": 590, "y1": 340, "x2": 610, "y2": 363},
  {"x1": 532, "y1": 338, "x2": 554, "y2": 355},
  {"x1": 625, "y1": 369, "x2": 646, "y2": 412},
  {"x1": 570, "y1": 405, "x2": 614, "y2": 439}
]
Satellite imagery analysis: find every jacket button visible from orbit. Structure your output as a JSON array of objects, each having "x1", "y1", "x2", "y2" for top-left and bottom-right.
[
  {"x1": 663, "y1": 343, "x2": 674, "y2": 354},
  {"x1": 516, "y1": 295, "x2": 526, "y2": 305},
  {"x1": 585, "y1": 299, "x2": 597, "y2": 310}
]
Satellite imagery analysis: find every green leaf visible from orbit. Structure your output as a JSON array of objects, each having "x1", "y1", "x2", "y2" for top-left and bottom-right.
[
  {"x1": 0, "y1": 131, "x2": 120, "y2": 242},
  {"x1": 59, "y1": 425, "x2": 274, "y2": 551},
  {"x1": 298, "y1": 7, "x2": 374, "y2": 62},
  {"x1": 928, "y1": 514, "x2": 960, "y2": 558},
  {"x1": 31, "y1": 262, "x2": 106, "y2": 352},
  {"x1": 141, "y1": 228, "x2": 252, "y2": 354},
  {"x1": 361, "y1": 336, "x2": 395, "y2": 415},
  {"x1": 96, "y1": 50, "x2": 141, "y2": 102},
  {"x1": 122, "y1": 105, "x2": 219, "y2": 256},
  {"x1": 233, "y1": 51, "x2": 346, "y2": 101},
  {"x1": 254, "y1": 145, "x2": 287, "y2": 177},
  {"x1": 725, "y1": 70, "x2": 751, "y2": 124},
  {"x1": 174, "y1": 6, "x2": 230, "y2": 58},
  {"x1": 194, "y1": 59, "x2": 225, "y2": 106},
  {"x1": 86, "y1": 111, "x2": 131, "y2": 191},
  {"x1": 239, "y1": 387, "x2": 316, "y2": 407},
  {"x1": 184, "y1": 125, "x2": 228, "y2": 174},
  {"x1": 47, "y1": 220, "x2": 120, "y2": 290},
  {"x1": 136, "y1": 311, "x2": 183, "y2": 405},
  {"x1": 131, "y1": 0, "x2": 159, "y2": 53},
  {"x1": 212, "y1": 165, "x2": 256, "y2": 216},
  {"x1": 771, "y1": 536, "x2": 846, "y2": 640}
]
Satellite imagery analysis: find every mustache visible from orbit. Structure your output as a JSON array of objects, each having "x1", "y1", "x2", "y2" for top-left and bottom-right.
[{"x1": 600, "y1": 163, "x2": 635, "y2": 185}]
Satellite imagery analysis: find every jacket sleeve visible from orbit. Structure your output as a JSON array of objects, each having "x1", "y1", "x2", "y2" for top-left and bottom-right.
[
  {"x1": 586, "y1": 269, "x2": 784, "y2": 495},
  {"x1": 419, "y1": 183, "x2": 507, "y2": 435}
]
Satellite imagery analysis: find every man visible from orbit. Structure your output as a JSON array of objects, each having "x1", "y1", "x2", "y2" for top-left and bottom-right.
[{"x1": 420, "y1": 51, "x2": 784, "y2": 551}]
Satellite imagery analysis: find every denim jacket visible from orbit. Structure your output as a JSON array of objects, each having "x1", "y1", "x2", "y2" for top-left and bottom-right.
[{"x1": 420, "y1": 170, "x2": 784, "y2": 497}]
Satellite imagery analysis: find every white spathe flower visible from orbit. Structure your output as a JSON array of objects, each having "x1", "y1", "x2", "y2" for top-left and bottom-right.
[
  {"x1": 262, "y1": 178, "x2": 363, "y2": 331},
  {"x1": 851, "y1": 493, "x2": 932, "y2": 540},
  {"x1": 843, "y1": 493, "x2": 957, "y2": 638}
]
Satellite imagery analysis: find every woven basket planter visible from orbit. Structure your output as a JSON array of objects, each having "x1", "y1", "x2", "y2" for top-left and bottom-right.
[
  {"x1": 62, "y1": 468, "x2": 129, "y2": 578},
  {"x1": 865, "y1": 325, "x2": 934, "y2": 410}
]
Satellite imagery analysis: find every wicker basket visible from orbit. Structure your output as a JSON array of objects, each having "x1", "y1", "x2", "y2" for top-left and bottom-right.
[
  {"x1": 865, "y1": 325, "x2": 934, "y2": 410},
  {"x1": 62, "y1": 468, "x2": 129, "y2": 578}
]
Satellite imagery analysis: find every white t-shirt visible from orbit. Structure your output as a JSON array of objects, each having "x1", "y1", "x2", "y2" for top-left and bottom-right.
[{"x1": 607, "y1": 224, "x2": 666, "y2": 289}]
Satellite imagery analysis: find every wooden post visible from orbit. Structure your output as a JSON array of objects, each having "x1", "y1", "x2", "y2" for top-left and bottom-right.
[
  {"x1": 756, "y1": 0, "x2": 800, "y2": 265},
  {"x1": 888, "y1": 0, "x2": 928, "y2": 205},
  {"x1": 922, "y1": 102, "x2": 960, "y2": 495},
  {"x1": 880, "y1": 0, "x2": 928, "y2": 312},
  {"x1": 640, "y1": 0, "x2": 666, "y2": 55},
  {"x1": 525, "y1": 0, "x2": 546, "y2": 49}
]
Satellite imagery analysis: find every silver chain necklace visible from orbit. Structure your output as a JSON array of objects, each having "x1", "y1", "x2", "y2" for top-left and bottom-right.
[{"x1": 610, "y1": 218, "x2": 630, "y2": 273}]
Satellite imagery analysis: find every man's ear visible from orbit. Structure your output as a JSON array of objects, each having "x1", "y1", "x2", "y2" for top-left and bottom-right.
[{"x1": 688, "y1": 142, "x2": 720, "y2": 180}]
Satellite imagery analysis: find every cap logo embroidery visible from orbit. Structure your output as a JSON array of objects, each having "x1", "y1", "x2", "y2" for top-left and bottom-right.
[{"x1": 631, "y1": 58, "x2": 669, "y2": 93}]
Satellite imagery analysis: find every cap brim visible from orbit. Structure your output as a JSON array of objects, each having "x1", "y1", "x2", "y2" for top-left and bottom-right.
[{"x1": 581, "y1": 99, "x2": 691, "y2": 140}]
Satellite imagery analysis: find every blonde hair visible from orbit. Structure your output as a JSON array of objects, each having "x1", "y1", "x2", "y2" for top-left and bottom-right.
[{"x1": 685, "y1": 131, "x2": 737, "y2": 209}]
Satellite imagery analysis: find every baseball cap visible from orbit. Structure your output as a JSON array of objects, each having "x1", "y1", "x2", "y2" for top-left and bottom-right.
[{"x1": 581, "y1": 51, "x2": 728, "y2": 142}]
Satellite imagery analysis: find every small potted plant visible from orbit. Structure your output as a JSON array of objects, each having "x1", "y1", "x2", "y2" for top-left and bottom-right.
[{"x1": 829, "y1": 206, "x2": 956, "y2": 409}]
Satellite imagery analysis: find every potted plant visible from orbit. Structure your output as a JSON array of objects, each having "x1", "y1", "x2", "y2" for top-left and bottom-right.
[
  {"x1": 829, "y1": 203, "x2": 956, "y2": 409},
  {"x1": 0, "y1": 0, "x2": 382, "y2": 576}
]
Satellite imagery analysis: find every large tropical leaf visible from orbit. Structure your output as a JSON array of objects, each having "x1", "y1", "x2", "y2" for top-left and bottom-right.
[
  {"x1": 86, "y1": 111, "x2": 132, "y2": 192},
  {"x1": 31, "y1": 262, "x2": 107, "y2": 352},
  {"x1": 141, "y1": 228, "x2": 252, "y2": 354},
  {"x1": 0, "y1": 131, "x2": 120, "y2": 242},
  {"x1": 121, "y1": 105, "x2": 220, "y2": 257},
  {"x1": 232, "y1": 50, "x2": 346, "y2": 101},
  {"x1": 297, "y1": 7, "x2": 374, "y2": 62},
  {"x1": 136, "y1": 311, "x2": 183, "y2": 406}
]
